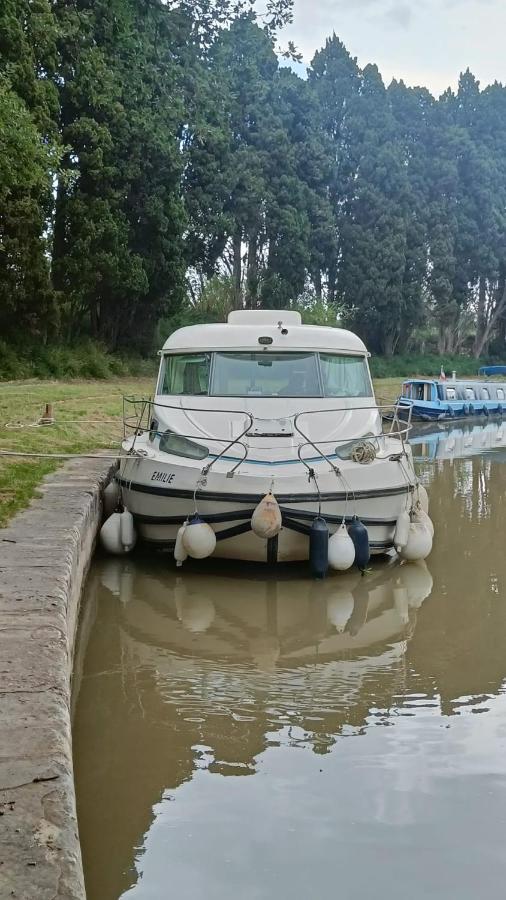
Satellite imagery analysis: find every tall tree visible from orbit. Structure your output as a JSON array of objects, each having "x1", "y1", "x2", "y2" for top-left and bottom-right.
[
  {"x1": 53, "y1": 0, "x2": 186, "y2": 350},
  {"x1": 337, "y1": 65, "x2": 410, "y2": 355},
  {"x1": 0, "y1": 0, "x2": 60, "y2": 340}
]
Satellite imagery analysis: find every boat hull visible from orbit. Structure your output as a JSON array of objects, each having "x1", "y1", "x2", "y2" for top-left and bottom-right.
[
  {"x1": 398, "y1": 401, "x2": 506, "y2": 421},
  {"x1": 118, "y1": 451, "x2": 416, "y2": 563}
]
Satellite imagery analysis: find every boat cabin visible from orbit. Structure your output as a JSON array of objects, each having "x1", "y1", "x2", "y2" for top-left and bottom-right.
[
  {"x1": 402, "y1": 379, "x2": 506, "y2": 405},
  {"x1": 157, "y1": 311, "x2": 374, "y2": 401}
]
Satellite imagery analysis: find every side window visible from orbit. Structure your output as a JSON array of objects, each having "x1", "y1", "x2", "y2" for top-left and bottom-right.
[
  {"x1": 446, "y1": 387, "x2": 456, "y2": 400},
  {"x1": 498, "y1": 389, "x2": 505, "y2": 400},
  {"x1": 482, "y1": 388, "x2": 490, "y2": 400},
  {"x1": 465, "y1": 388, "x2": 475, "y2": 400},
  {"x1": 159, "y1": 354, "x2": 210, "y2": 395}
]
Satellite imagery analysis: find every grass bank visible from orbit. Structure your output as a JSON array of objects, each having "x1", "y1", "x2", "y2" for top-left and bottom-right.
[
  {"x1": 0, "y1": 376, "x2": 404, "y2": 528},
  {"x1": 0, "y1": 377, "x2": 153, "y2": 527}
]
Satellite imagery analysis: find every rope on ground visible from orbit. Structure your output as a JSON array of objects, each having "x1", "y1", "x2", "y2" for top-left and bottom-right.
[
  {"x1": 0, "y1": 450, "x2": 128, "y2": 460},
  {"x1": 2, "y1": 419, "x2": 120, "y2": 429}
]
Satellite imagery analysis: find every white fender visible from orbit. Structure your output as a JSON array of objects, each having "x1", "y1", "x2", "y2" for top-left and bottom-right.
[
  {"x1": 399, "y1": 522, "x2": 433, "y2": 562},
  {"x1": 182, "y1": 517, "x2": 216, "y2": 559},
  {"x1": 251, "y1": 493, "x2": 282, "y2": 539},
  {"x1": 120, "y1": 508, "x2": 136, "y2": 552},
  {"x1": 412, "y1": 505, "x2": 434, "y2": 538},
  {"x1": 417, "y1": 483, "x2": 429, "y2": 514},
  {"x1": 394, "y1": 510, "x2": 410, "y2": 552},
  {"x1": 174, "y1": 524, "x2": 188, "y2": 567},
  {"x1": 328, "y1": 523, "x2": 355, "y2": 571},
  {"x1": 100, "y1": 513, "x2": 128, "y2": 555},
  {"x1": 103, "y1": 480, "x2": 121, "y2": 518}
]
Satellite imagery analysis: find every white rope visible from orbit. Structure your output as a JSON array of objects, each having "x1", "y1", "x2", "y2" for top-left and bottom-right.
[
  {"x1": 0, "y1": 450, "x2": 124, "y2": 460},
  {"x1": 3, "y1": 419, "x2": 119, "y2": 429}
]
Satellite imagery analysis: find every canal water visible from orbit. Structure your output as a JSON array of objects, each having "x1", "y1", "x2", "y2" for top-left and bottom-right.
[{"x1": 73, "y1": 423, "x2": 506, "y2": 900}]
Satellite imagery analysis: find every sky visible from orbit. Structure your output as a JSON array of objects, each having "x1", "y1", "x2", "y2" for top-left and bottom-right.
[{"x1": 279, "y1": 0, "x2": 506, "y2": 96}]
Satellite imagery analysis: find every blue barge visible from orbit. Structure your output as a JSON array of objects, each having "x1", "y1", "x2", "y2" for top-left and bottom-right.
[{"x1": 397, "y1": 378, "x2": 506, "y2": 421}]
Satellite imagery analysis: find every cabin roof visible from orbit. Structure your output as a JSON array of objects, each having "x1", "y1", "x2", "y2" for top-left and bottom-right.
[
  {"x1": 403, "y1": 378, "x2": 505, "y2": 387},
  {"x1": 161, "y1": 311, "x2": 367, "y2": 355}
]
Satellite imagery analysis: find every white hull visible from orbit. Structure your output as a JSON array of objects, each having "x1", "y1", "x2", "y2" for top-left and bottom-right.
[{"x1": 118, "y1": 441, "x2": 416, "y2": 563}]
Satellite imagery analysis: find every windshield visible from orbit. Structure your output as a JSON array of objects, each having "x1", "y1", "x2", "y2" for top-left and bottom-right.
[{"x1": 158, "y1": 351, "x2": 372, "y2": 398}]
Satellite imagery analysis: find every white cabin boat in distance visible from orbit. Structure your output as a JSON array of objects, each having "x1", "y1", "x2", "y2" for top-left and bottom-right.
[{"x1": 117, "y1": 310, "x2": 424, "y2": 566}]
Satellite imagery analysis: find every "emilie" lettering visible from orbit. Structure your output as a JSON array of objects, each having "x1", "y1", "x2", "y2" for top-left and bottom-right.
[{"x1": 151, "y1": 471, "x2": 175, "y2": 484}]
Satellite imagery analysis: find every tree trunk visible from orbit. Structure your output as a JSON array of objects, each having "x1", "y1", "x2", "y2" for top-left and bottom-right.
[
  {"x1": 474, "y1": 277, "x2": 506, "y2": 358},
  {"x1": 51, "y1": 167, "x2": 69, "y2": 292},
  {"x1": 232, "y1": 228, "x2": 242, "y2": 309},
  {"x1": 313, "y1": 268, "x2": 322, "y2": 298},
  {"x1": 474, "y1": 275, "x2": 487, "y2": 357},
  {"x1": 246, "y1": 232, "x2": 258, "y2": 309}
]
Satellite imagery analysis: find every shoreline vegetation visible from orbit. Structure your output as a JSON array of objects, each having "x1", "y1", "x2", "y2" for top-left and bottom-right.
[{"x1": 0, "y1": 340, "x2": 500, "y2": 383}]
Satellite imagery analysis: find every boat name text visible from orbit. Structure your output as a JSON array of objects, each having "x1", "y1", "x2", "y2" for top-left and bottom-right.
[{"x1": 151, "y1": 471, "x2": 176, "y2": 484}]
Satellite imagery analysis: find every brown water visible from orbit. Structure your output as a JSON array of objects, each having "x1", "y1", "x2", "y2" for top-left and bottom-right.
[{"x1": 73, "y1": 443, "x2": 506, "y2": 900}]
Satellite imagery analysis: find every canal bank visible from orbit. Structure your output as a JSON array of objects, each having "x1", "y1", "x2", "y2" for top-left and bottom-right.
[{"x1": 0, "y1": 458, "x2": 115, "y2": 900}]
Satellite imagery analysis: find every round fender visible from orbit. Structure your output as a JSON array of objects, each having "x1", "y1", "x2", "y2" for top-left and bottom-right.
[
  {"x1": 447, "y1": 405, "x2": 455, "y2": 418},
  {"x1": 463, "y1": 403, "x2": 470, "y2": 416},
  {"x1": 483, "y1": 405, "x2": 490, "y2": 417}
]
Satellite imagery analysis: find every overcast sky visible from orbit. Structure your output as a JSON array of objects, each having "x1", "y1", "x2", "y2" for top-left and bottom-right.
[{"x1": 280, "y1": 0, "x2": 505, "y2": 96}]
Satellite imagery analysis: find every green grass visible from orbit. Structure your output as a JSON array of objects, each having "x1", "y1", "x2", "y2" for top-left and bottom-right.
[{"x1": 0, "y1": 377, "x2": 153, "y2": 527}]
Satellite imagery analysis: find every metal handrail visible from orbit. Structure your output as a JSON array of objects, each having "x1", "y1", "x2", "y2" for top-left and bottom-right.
[{"x1": 122, "y1": 395, "x2": 413, "y2": 474}]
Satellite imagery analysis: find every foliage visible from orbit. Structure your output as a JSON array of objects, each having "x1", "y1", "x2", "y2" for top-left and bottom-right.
[
  {"x1": 0, "y1": 340, "x2": 155, "y2": 381},
  {"x1": 1, "y1": 0, "x2": 506, "y2": 359}
]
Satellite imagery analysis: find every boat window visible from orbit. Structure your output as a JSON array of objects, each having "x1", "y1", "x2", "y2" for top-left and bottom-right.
[
  {"x1": 159, "y1": 353, "x2": 210, "y2": 395},
  {"x1": 211, "y1": 352, "x2": 320, "y2": 397},
  {"x1": 482, "y1": 388, "x2": 490, "y2": 400},
  {"x1": 320, "y1": 353, "x2": 372, "y2": 398},
  {"x1": 446, "y1": 387, "x2": 456, "y2": 400},
  {"x1": 158, "y1": 351, "x2": 372, "y2": 399},
  {"x1": 498, "y1": 389, "x2": 505, "y2": 400},
  {"x1": 465, "y1": 388, "x2": 475, "y2": 400}
]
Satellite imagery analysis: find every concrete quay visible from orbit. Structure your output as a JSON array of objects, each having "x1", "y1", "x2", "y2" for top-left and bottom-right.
[{"x1": 0, "y1": 459, "x2": 115, "y2": 899}]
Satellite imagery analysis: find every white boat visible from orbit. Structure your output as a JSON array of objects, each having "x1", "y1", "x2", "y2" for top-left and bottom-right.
[{"x1": 117, "y1": 310, "x2": 419, "y2": 563}]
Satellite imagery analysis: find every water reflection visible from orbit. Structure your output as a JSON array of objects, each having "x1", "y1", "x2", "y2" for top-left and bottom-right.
[
  {"x1": 73, "y1": 453, "x2": 506, "y2": 900},
  {"x1": 409, "y1": 418, "x2": 506, "y2": 461}
]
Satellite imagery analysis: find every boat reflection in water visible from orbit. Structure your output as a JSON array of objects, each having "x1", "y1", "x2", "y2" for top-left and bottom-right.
[
  {"x1": 409, "y1": 418, "x2": 506, "y2": 462},
  {"x1": 74, "y1": 556, "x2": 432, "y2": 900},
  {"x1": 103, "y1": 558, "x2": 432, "y2": 667}
]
